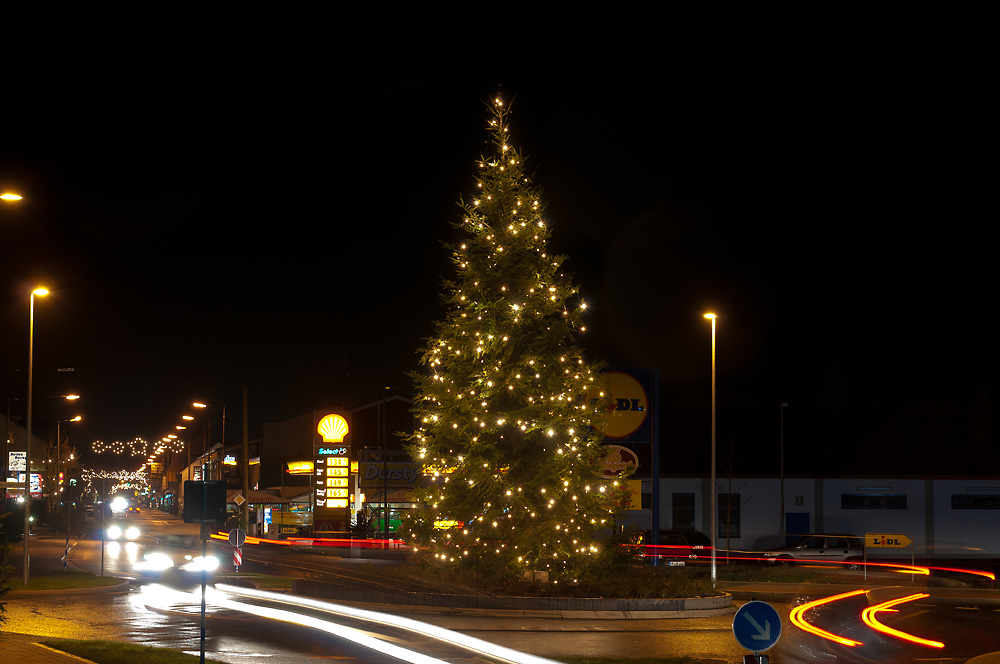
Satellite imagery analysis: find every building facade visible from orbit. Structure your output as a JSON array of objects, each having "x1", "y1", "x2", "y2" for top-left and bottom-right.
[{"x1": 622, "y1": 476, "x2": 1000, "y2": 558}]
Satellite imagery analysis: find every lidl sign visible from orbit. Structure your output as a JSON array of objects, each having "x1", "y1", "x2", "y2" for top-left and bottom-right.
[{"x1": 866, "y1": 533, "x2": 912, "y2": 548}]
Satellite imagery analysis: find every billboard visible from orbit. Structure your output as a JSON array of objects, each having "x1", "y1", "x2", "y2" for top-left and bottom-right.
[
  {"x1": 8, "y1": 451, "x2": 26, "y2": 472},
  {"x1": 602, "y1": 368, "x2": 656, "y2": 443},
  {"x1": 359, "y1": 461, "x2": 422, "y2": 488}
]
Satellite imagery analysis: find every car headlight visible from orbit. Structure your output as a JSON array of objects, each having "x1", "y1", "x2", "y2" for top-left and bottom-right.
[
  {"x1": 134, "y1": 552, "x2": 174, "y2": 571},
  {"x1": 125, "y1": 526, "x2": 140, "y2": 540},
  {"x1": 108, "y1": 524, "x2": 122, "y2": 539},
  {"x1": 180, "y1": 555, "x2": 219, "y2": 572}
]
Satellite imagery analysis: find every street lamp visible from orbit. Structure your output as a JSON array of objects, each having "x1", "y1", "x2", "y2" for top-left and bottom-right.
[
  {"x1": 703, "y1": 312, "x2": 717, "y2": 587},
  {"x1": 780, "y1": 402, "x2": 788, "y2": 545},
  {"x1": 25, "y1": 286, "x2": 49, "y2": 587},
  {"x1": 191, "y1": 402, "x2": 225, "y2": 480}
]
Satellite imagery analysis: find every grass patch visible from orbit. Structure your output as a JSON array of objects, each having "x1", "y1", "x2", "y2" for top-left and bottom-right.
[
  {"x1": 40, "y1": 639, "x2": 225, "y2": 664},
  {"x1": 7, "y1": 569, "x2": 125, "y2": 592}
]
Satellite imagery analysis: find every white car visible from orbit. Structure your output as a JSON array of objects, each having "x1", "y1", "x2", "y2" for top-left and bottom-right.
[{"x1": 763, "y1": 534, "x2": 865, "y2": 569}]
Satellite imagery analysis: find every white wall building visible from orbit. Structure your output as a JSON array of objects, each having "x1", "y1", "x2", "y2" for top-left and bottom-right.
[{"x1": 621, "y1": 476, "x2": 1000, "y2": 559}]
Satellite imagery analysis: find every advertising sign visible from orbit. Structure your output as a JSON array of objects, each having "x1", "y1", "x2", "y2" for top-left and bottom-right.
[
  {"x1": 314, "y1": 413, "x2": 350, "y2": 532},
  {"x1": 17, "y1": 472, "x2": 42, "y2": 496},
  {"x1": 359, "y1": 461, "x2": 423, "y2": 488},
  {"x1": 865, "y1": 533, "x2": 913, "y2": 548},
  {"x1": 601, "y1": 369, "x2": 656, "y2": 442},
  {"x1": 599, "y1": 445, "x2": 639, "y2": 479},
  {"x1": 8, "y1": 451, "x2": 26, "y2": 472}
]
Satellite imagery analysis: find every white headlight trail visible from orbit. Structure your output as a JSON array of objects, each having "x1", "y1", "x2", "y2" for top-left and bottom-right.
[
  {"x1": 141, "y1": 584, "x2": 448, "y2": 664},
  {"x1": 215, "y1": 583, "x2": 562, "y2": 664}
]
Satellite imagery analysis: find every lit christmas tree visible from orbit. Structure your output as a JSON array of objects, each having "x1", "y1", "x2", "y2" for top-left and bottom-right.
[{"x1": 403, "y1": 96, "x2": 631, "y2": 582}]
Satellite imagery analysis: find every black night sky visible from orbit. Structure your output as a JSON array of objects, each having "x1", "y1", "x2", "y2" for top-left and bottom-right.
[{"x1": 0, "y1": 36, "x2": 993, "y2": 477}]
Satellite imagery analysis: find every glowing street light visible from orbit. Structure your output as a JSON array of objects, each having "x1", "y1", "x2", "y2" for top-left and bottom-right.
[
  {"x1": 703, "y1": 312, "x2": 717, "y2": 587},
  {"x1": 25, "y1": 286, "x2": 50, "y2": 586},
  {"x1": 1, "y1": 193, "x2": 23, "y2": 201}
]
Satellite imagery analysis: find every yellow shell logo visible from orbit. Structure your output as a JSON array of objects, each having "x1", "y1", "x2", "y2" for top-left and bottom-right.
[{"x1": 317, "y1": 414, "x2": 349, "y2": 443}]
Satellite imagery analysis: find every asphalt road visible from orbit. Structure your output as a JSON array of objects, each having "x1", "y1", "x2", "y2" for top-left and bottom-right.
[{"x1": 6, "y1": 510, "x2": 1000, "y2": 663}]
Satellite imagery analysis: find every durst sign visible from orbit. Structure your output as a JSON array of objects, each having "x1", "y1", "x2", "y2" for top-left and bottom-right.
[{"x1": 359, "y1": 462, "x2": 422, "y2": 488}]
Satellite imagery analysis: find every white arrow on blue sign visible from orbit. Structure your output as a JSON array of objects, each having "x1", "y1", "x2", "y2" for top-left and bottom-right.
[{"x1": 733, "y1": 600, "x2": 782, "y2": 652}]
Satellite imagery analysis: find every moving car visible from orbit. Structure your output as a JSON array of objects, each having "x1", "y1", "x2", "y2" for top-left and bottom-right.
[
  {"x1": 763, "y1": 533, "x2": 865, "y2": 568},
  {"x1": 107, "y1": 520, "x2": 140, "y2": 541},
  {"x1": 633, "y1": 529, "x2": 712, "y2": 564}
]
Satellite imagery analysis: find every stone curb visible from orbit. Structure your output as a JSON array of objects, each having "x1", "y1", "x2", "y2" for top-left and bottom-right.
[
  {"x1": 292, "y1": 578, "x2": 732, "y2": 616},
  {"x1": 5, "y1": 579, "x2": 131, "y2": 597}
]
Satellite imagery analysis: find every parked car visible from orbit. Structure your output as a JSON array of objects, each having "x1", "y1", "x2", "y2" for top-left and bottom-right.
[
  {"x1": 763, "y1": 534, "x2": 865, "y2": 569},
  {"x1": 633, "y1": 529, "x2": 712, "y2": 564}
]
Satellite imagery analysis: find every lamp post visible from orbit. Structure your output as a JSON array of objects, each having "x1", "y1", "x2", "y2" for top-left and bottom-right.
[
  {"x1": 703, "y1": 312, "x2": 717, "y2": 587},
  {"x1": 56, "y1": 415, "x2": 80, "y2": 571},
  {"x1": 55, "y1": 416, "x2": 82, "y2": 507},
  {"x1": 25, "y1": 286, "x2": 49, "y2": 587},
  {"x1": 381, "y1": 386, "x2": 390, "y2": 541},
  {"x1": 780, "y1": 402, "x2": 788, "y2": 545},
  {"x1": 192, "y1": 402, "x2": 225, "y2": 480}
]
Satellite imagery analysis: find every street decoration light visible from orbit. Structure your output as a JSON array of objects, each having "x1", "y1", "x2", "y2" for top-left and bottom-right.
[
  {"x1": 703, "y1": 312, "x2": 717, "y2": 587},
  {"x1": 24, "y1": 286, "x2": 49, "y2": 586}
]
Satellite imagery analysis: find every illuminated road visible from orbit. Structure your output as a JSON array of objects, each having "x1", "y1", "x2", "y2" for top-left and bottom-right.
[
  {"x1": 8, "y1": 512, "x2": 1000, "y2": 663},
  {"x1": 776, "y1": 589, "x2": 1000, "y2": 663}
]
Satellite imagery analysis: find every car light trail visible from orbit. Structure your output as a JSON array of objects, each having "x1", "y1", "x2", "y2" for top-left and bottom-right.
[
  {"x1": 215, "y1": 583, "x2": 563, "y2": 664},
  {"x1": 789, "y1": 589, "x2": 868, "y2": 647},
  {"x1": 926, "y1": 565, "x2": 995, "y2": 581},
  {"x1": 208, "y1": 531, "x2": 404, "y2": 549},
  {"x1": 141, "y1": 584, "x2": 449, "y2": 664},
  {"x1": 861, "y1": 593, "x2": 944, "y2": 648}
]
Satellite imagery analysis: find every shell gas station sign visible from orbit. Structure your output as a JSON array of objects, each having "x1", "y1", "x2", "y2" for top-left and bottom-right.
[{"x1": 314, "y1": 413, "x2": 350, "y2": 532}]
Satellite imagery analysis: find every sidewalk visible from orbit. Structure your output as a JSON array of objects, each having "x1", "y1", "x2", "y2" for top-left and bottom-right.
[{"x1": 0, "y1": 631, "x2": 98, "y2": 664}]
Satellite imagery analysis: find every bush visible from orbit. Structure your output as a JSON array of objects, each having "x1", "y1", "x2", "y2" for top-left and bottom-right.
[{"x1": 382, "y1": 557, "x2": 721, "y2": 599}]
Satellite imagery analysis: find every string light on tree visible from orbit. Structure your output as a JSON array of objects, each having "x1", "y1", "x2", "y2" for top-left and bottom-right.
[{"x1": 402, "y1": 96, "x2": 630, "y2": 583}]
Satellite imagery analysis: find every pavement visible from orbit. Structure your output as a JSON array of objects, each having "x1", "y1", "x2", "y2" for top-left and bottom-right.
[
  {"x1": 4, "y1": 524, "x2": 1000, "y2": 663},
  {"x1": 0, "y1": 631, "x2": 96, "y2": 664}
]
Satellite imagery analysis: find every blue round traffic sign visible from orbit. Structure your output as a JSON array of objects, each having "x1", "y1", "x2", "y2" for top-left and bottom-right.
[{"x1": 733, "y1": 600, "x2": 782, "y2": 652}]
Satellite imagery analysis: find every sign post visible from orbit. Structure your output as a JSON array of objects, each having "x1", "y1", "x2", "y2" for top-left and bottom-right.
[
  {"x1": 184, "y1": 474, "x2": 227, "y2": 664},
  {"x1": 229, "y1": 527, "x2": 246, "y2": 572},
  {"x1": 865, "y1": 533, "x2": 913, "y2": 580},
  {"x1": 733, "y1": 600, "x2": 781, "y2": 663}
]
